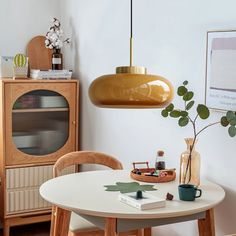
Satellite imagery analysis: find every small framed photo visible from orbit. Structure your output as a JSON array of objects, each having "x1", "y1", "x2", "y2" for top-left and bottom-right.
[{"x1": 205, "y1": 30, "x2": 236, "y2": 111}]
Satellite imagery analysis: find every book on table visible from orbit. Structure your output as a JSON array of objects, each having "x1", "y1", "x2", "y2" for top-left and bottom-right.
[{"x1": 118, "y1": 192, "x2": 166, "y2": 210}]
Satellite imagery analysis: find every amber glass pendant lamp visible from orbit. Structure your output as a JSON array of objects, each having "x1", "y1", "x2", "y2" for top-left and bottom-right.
[{"x1": 89, "y1": 0, "x2": 174, "y2": 108}]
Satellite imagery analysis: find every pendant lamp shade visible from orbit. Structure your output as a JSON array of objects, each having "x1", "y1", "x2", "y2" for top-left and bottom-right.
[
  {"x1": 89, "y1": 68, "x2": 173, "y2": 108},
  {"x1": 88, "y1": 1, "x2": 174, "y2": 109}
]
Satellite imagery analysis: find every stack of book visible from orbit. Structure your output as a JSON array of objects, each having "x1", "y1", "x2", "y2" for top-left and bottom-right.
[
  {"x1": 30, "y1": 70, "x2": 72, "y2": 80},
  {"x1": 119, "y1": 192, "x2": 166, "y2": 210}
]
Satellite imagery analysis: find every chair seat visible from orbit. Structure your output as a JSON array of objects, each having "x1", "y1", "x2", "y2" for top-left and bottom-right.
[{"x1": 69, "y1": 212, "x2": 100, "y2": 232}]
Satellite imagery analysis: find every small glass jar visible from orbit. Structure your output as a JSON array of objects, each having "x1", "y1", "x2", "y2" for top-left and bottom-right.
[
  {"x1": 179, "y1": 138, "x2": 200, "y2": 186},
  {"x1": 52, "y1": 48, "x2": 63, "y2": 70},
  {"x1": 155, "y1": 150, "x2": 166, "y2": 170}
]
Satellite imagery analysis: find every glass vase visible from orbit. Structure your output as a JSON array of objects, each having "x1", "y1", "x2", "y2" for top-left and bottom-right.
[{"x1": 179, "y1": 138, "x2": 200, "y2": 186}]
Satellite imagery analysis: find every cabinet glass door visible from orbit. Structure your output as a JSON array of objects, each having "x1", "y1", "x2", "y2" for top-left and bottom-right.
[{"x1": 12, "y1": 90, "x2": 69, "y2": 155}]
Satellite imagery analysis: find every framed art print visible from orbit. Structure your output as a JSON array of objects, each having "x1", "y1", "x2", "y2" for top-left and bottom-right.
[{"x1": 205, "y1": 30, "x2": 236, "y2": 111}]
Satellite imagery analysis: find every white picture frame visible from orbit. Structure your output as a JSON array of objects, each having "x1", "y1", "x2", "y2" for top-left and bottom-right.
[{"x1": 205, "y1": 30, "x2": 236, "y2": 111}]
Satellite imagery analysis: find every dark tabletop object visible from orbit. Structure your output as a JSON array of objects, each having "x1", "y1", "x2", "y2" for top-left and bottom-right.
[
  {"x1": 136, "y1": 190, "x2": 143, "y2": 199},
  {"x1": 166, "y1": 192, "x2": 174, "y2": 200}
]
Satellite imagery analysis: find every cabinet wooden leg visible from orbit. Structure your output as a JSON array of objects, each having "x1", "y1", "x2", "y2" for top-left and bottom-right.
[
  {"x1": 143, "y1": 227, "x2": 152, "y2": 236},
  {"x1": 50, "y1": 207, "x2": 71, "y2": 236},
  {"x1": 3, "y1": 221, "x2": 10, "y2": 236},
  {"x1": 198, "y1": 209, "x2": 215, "y2": 236},
  {"x1": 137, "y1": 229, "x2": 143, "y2": 236},
  {"x1": 105, "y1": 218, "x2": 117, "y2": 236}
]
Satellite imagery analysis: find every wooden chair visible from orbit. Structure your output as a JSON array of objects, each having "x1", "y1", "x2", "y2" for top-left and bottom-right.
[{"x1": 51, "y1": 151, "x2": 143, "y2": 236}]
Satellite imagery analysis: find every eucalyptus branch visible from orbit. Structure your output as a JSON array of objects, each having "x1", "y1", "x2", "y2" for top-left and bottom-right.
[
  {"x1": 194, "y1": 114, "x2": 199, "y2": 123},
  {"x1": 161, "y1": 80, "x2": 236, "y2": 184},
  {"x1": 188, "y1": 116, "x2": 196, "y2": 137},
  {"x1": 196, "y1": 121, "x2": 220, "y2": 137}
]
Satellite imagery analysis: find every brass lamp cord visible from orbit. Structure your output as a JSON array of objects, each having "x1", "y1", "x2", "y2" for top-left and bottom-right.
[{"x1": 130, "y1": 0, "x2": 133, "y2": 67}]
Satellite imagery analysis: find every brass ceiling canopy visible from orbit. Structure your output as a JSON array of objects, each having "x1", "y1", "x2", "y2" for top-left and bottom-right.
[{"x1": 89, "y1": 0, "x2": 174, "y2": 108}]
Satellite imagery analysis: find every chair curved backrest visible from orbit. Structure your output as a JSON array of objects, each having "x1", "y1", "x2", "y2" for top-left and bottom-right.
[{"x1": 53, "y1": 151, "x2": 123, "y2": 177}]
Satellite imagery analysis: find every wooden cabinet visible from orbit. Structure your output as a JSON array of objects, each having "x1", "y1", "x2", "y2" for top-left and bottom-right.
[{"x1": 0, "y1": 79, "x2": 79, "y2": 236}]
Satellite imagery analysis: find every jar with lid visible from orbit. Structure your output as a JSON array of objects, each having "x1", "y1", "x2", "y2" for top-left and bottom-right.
[{"x1": 155, "y1": 150, "x2": 166, "y2": 170}]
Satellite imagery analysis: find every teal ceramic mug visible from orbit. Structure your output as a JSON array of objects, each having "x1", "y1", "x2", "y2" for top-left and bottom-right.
[{"x1": 178, "y1": 184, "x2": 202, "y2": 201}]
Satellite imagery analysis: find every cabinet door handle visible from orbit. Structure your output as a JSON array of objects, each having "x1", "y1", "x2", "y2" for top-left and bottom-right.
[{"x1": 72, "y1": 121, "x2": 76, "y2": 125}]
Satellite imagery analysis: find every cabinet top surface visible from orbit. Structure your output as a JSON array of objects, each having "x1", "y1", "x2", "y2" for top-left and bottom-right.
[
  {"x1": 0, "y1": 78, "x2": 78, "y2": 83},
  {"x1": 40, "y1": 170, "x2": 225, "y2": 219}
]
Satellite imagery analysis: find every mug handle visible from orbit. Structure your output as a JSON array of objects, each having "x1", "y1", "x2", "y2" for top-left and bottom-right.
[{"x1": 195, "y1": 188, "x2": 202, "y2": 198}]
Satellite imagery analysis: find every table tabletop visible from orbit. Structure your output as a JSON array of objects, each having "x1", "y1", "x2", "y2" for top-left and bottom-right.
[{"x1": 40, "y1": 170, "x2": 225, "y2": 219}]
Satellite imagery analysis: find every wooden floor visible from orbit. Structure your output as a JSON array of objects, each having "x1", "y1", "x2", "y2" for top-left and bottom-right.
[{"x1": 0, "y1": 222, "x2": 50, "y2": 236}]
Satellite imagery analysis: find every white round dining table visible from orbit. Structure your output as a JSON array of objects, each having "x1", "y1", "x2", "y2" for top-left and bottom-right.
[{"x1": 40, "y1": 170, "x2": 225, "y2": 236}]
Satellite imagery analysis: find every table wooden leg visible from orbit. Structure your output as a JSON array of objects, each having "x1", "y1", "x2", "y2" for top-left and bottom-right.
[
  {"x1": 143, "y1": 227, "x2": 152, "y2": 236},
  {"x1": 198, "y1": 209, "x2": 215, "y2": 236},
  {"x1": 105, "y1": 218, "x2": 117, "y2": 236},
  {"x1": 50, "y1": 206, "x2": 71, "y2": 236}
]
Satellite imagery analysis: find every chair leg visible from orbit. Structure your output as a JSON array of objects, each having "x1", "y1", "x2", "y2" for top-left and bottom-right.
[
  {"x1": 143, "y1": 227, "x2": 152, "y2": 236},
  {"x1": 118, "y1": 229, "x2": 143, "y2": 236},
  {"x1": 50, "y1": 206, "x2": 71, "y2": 236}
]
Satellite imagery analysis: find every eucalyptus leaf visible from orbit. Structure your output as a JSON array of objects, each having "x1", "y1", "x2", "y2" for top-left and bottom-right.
[
  {"x1": 161, "y1": 109, "x2": 169, "y2": 117},
  {"x1": 166, "y1": 103, "x2": 174, "y2": 112},
  {"x1": 170, "y1": 110, "x2": 181, "y2": 118},
  {"x1": 186, "y1": 101, "x2": 195, "y2": 110},
  {"x1": 180, "y1": 111, "x2": 188, "y2": 117},
  {"x1": 178, "y1": 117, "x2": 189, "y2": 127},
  {"x1": 197, "y1": 104, "x2": 210, "y2": 119},
  {"x1": 177, "y1": 86, "x2": 187, "y2": 96},
  {"x1": 226, "y1": 111, "x2": 235, "y2": 121},
  {"x1": 221, "y1": 116, "x2": 229, "y2": 127},
  {"x1": 230, "y1": 118, "x2": 236, "y2": 126},
  {"x1": 183, "y1": 91, "x2": 194, "y2": 101},
  {"x1": 228, "y1": 126, "x2": 236, "y2": 137},
  {"x1": 104, "y1": 182, "x2": 157, "y2": 193},
  {"x1": 183, "y1": 81, "x2": 188, "y2": 85}
]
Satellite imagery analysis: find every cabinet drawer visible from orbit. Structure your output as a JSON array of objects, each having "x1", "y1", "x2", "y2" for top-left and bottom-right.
[
  {"x1": 6, "y1": 165, "x2": 75, "y2": 214},
  {"x1": 6, "y1": 165, "x2": 53, "y2": 189},
  {"x1": 7, "y1": 187, "x2": 50, "y2": 214}
]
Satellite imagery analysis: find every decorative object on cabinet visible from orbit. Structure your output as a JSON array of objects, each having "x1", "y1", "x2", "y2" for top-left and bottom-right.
[
  {"x1": 206, "y1": 30, "x2": 236, "y2": 111},
  {"x1": 0, "y1": 79, "x2": 79, "y2": 236},
  {"x1": 45, "y1": 18, "x2": 70, "y2": 70},
  {"x1": 26, "y1": 36, "x2": 52, "y2": 70},
  {"x1": 161, "y1": 80, "x2": 236, "y2": 186},
  {"x1": 30, "y1": 69, "x2": 72, "y2": 80},
  {"x1": 13, "y1": 54, "x2": 28, "y2": 79},
  {"x1": 89, "y1": 0, "x2": 173, "y2": 108},
  {"x1": 0, "y1": 56, "x2": 14, "y2": 78},
  {"x1": 130, "y1": 162, "x2": 176, "y2": 183}
]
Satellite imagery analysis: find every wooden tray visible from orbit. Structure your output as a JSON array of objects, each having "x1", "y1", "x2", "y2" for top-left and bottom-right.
[{"x1": 130, "y1": 162, "x2": 176, "y2": 183}]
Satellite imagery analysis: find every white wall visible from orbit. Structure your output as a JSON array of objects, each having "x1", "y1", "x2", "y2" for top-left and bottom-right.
[
  {"x1": 0, "y1": 0, "x2": 60, "y2": 56},
  {"x1": 1, "y1": 0, "x2": 236, "y2": 235},
  {"x1": 59, "y1": 0, "x2": 236, "y2": 235}
]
